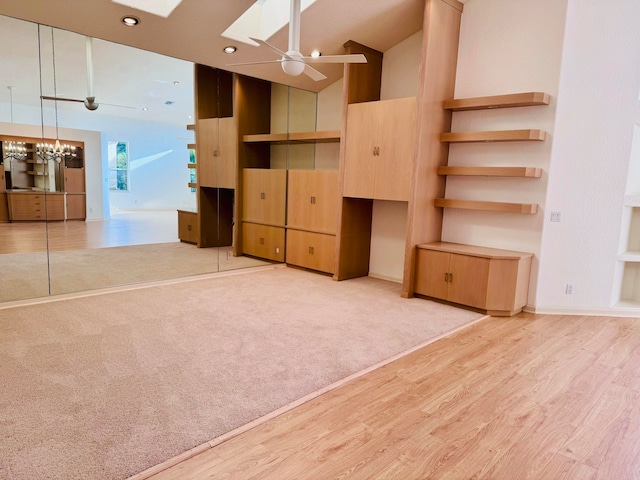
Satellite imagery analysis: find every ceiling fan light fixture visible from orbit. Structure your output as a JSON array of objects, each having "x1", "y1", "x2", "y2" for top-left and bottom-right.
[
  {"x1": 121, "y1": 16, "x2": 140, "y2": 27},
  {"x1": 310, "y1": 50, "x2": 321, "y2": 58},
  {"x1": 224, "y1": 46, "x2": 237, "y2": 54}
]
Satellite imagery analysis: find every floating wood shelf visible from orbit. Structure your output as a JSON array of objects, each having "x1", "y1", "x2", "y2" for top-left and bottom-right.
[
  {"x1": 437, "y1": 166, "x2": 542, "y2": 177},
  {"x1": 288, "y1": 130, "x2": 341, "y2": 143},
  {"x1": 440, "y1": 129, "x2": 546, "y2": 143},
  {"x1": 186, "y1": 124, "x2": 195, "y2": 131},
  {"x1": 243, "y1": 130, "x2": 341, "y2": 144},
  {"x1": 435, "y1": 198, "x2": 538, "y2": 214},
  {"x1": 27, "y1": 171, "x2": 45, "y2": 176},
  {"x1": 444, "y1": 92, "x2": 550, "y2": 111},
  {"x1": 188, "y1": 182, "x2": 197, "y2": 189},
  {"x1": 187, "y1": 143, "x2": 196, "y2": 150},
  {"x1": 187, "y1": 163, "x2": 197, "y2": 169}
]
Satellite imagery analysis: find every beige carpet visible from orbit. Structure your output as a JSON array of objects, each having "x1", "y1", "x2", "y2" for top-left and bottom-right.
[
  {"x1": 0, "y1": 242, "x2": 269, "y2": 303},
  {"x1": 0, "y1": 266, "x2": 484, "y2": 480}
]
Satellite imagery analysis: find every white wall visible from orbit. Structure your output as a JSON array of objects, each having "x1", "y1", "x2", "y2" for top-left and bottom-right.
[
  {"x1": 443, "y1": 0, "x2": 568, "y2": 304},
  {"x1": 536, "y1": 0, "x2": 640, "y2": 311}
]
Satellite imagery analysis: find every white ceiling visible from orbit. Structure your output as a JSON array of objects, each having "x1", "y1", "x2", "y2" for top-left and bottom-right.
[{"x1": 0, "y1": 0, "x2": 463, "y2": 125}]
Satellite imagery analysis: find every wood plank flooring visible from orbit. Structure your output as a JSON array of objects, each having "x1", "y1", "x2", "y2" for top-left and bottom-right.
[{"x1": 147, "y1": 313, "x2": 640, "y2": 479}]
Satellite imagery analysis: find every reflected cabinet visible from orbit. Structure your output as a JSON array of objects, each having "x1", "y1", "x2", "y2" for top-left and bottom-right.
[{"x1": 0, "y1": 136, "x2": 86, "y2": 222}]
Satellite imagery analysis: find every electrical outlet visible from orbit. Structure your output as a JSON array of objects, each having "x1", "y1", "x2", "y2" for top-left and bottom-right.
[
  {"x1": 565, "y1": 284, "x2": 573, "y2": 294},
  {"x1": 550, "y1": 211, "x2": 561, "y2": 222}
]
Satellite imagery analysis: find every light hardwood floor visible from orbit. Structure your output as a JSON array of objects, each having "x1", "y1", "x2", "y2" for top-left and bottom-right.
[
  {"x1": 0, "y1": 210, "x2": 179, "y2": 254},
  {"x1": 146, "y1": 313, "x2": 640, "y2": 479}
]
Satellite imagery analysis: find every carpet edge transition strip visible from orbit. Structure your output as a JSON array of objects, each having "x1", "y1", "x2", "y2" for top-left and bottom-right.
[{"x1": 127, "y1": 313, "x2": 491, "y2": 480}]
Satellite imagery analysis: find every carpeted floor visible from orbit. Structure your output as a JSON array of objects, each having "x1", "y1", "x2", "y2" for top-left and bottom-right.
[
  {"x1": 0, "y1": 266, "x2": 484, "y2": 480},
  {"x1": 0, "y1": 242, "x2": 269, "y2": 303}
]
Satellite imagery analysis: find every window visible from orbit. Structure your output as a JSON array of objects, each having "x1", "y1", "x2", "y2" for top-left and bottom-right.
[{"x1": 108, "y1": 141, "x2": 129, "y2": 191}]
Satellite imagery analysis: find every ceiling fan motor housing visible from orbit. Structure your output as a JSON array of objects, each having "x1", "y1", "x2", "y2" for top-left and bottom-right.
[{"x1": 281, "y1": 51, "x2": 305, "y2": 76}]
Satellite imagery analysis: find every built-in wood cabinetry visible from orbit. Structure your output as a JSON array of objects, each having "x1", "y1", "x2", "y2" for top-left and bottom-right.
[
  {"x1": 241, "y1": 168, "x2": 286, "y2": 262},
  {"x1": 414, "y1": 242, "x2": 532, "y2": 316},
  {"x1": 7, "y1": 192, "x2": 65, "y2": 221},
  {"x1": 286, "y1": 170, "x2": 339, "y2": 274},
  {"x1": 197, "y1": 117, "x2": 237, "y2": 189},
  {"x1": 0, "y1": 136, "x2": 86, "y2": 222},
  {"x1": 177, "y1": 210, "x2": 198, "y2": 244},
  {"x1": 343, "y1": 97, "x2": 416, "y2": 202}
]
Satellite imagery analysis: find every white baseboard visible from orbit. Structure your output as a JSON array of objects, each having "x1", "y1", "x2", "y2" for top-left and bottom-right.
[{"x1": 524, "y1": 304, "x2": 640, "y2": 318}]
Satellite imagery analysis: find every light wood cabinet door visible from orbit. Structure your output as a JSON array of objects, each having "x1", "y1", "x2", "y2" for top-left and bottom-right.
[
  {"x1": 262, "y1": 169, "x2": 286, "y2": 226},
  {"x1": 197, "y1": 118, "x2": 219, "y2": 188},
  {"x1": 66, "y1": 193, "x2": 86, "y2": 220},
  {"x1": 414, "y1": 249, "x2": 450, "y2": 300},
  {"x1": 286, "y1": 229, "x2": 335, "y2": 274},
  {"x1": 242, "y1": 169, "x2": 263, "y2": 223},
  {"x1": 374, "y1": 97, "x2": 415, "y2": 201},
  {"x1": 287, "y1": 170, "x2": 338, "y2": 234},
  {"x1": 447, "y1": 253, "x2": 490, "y2": 309},
  {"x1": 343, "y1": 101, "x2": 378, "y2": 199},
  {"x1": 243, "y1": 169, "x2": 286, "y2": 226},
  {"x1": 178, "y1": 210, "x2": 198, "y2": 244},
  {"x1": 242, "y1": 223, "x2": 285, "y2": 262},
  {"x1": 343, "y1": 98, "x2": 415, "y2": 201},
  {"x1": 64, "y1": 167, "x2": 85, "y2": 193},
  {"x1": 218, "y1": 117, "x2": 237, "y2": 189}
]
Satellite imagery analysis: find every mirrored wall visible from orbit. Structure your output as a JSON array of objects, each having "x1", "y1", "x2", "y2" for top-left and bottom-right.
[{"x1": 0, "y1": 14, "x2": 329, "y2": 304}]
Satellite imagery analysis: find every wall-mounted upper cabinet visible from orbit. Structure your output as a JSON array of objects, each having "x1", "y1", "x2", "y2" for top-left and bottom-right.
[
  {"x1": 343, "y1": 97, "x2": 416, "y2": 201},
  {"x1": 197, "y1": 117, "x2": 237, "y2": 189}
]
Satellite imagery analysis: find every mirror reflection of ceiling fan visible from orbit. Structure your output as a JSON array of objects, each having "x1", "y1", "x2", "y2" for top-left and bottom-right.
[
  {"x1": 228, "y1": 0, "x2": 367, "y2": 81},
  {"x1": 41, "y1": 37, "x2": 136, "y2": 111}
]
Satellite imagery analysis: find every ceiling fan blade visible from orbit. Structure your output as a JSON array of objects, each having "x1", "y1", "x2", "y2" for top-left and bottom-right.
[
  {"x1": 227, "y1": 59, "x2": 283, "y2": 67},
  {"x1": 41, "y1": 95, "x2": 84, "y2": 103},
  {"x1": 99, "y1": 102, "x2": 137, "y2": 110},
  {"x1": 249, "y1": 37, "x2": 290, "y2": 58},
  {"x1": 86, "y1": 37, "x2": 95, "y2": 99},
  {"x1": 304, "y1": 54, "x2": 367, "y2": 64},
  {"x1": 303, "y1": 64, "x2": 327, "y2": 81}
]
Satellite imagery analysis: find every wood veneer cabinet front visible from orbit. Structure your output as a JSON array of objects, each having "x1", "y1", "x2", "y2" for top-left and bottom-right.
[
  {"x1": 197, "y1": 117, "x2": 237, "y2": 189},
  {"x1": 242, "y1": 222, "x2": 285, "y2": 262},
  {"x1": 66, "y1": 194, "x2": 86, "y2": 220},
  {"x1": 177, "y1": 210, "x2": 198, "y2": 244},
  {"x1": 242, "y1": 168, "x2": 286, "y2": 226},
  {"x1": 343, "y1": 97, "x2": 416, "y2": 201},
  {"x1": 286, "y1": 229, "x2": 335, "y2": 274},
  {"x1": 287, "y1": 170, "x2": 338, "y2": 234},
  {"x1": 7, "y1": 192, "x2": 64, "y2": 221},
  {"x1": 0, "y1": 193, "x2": 8, "y2": 222},
  {"x1": 414, "y1": 242, "x2": 532, "y2": 316},
  {"x1": 0, "y1": 164, "x2": 5, "y2": 193}
]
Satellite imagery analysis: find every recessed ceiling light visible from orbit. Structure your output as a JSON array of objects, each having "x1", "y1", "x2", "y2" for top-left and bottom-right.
[
  {"x1": 310, "y1": 50, "x2": 321, "y2": 58},
  {"x1": 224, "y1": 46, "x2": 237, "y2": 54},
  {"x1": 121, "y1": 16, "x2": 140, "y2": 26},
  {"x1": 173, "y1": 81, "x2": 180, "y2": 85},
  {"x1": 143, "y1": 107, "x2": 149, "y2": 111}
]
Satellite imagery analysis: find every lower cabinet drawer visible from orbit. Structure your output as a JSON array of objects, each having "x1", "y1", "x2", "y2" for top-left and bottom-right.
[
  {"x1": 242, "y1": 223, "x2": 285, "y2": 262},
  {"x1": 285, "y1": 229, "x2": 335, "y2": 274}
]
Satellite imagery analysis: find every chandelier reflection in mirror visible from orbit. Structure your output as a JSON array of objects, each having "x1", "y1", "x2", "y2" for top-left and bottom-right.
[
  {"x1": 4, "y1": 141, "x2": 28, "y2": 161},
  {"x1": 36, "y1": 140, "x2": 76, "y2": 163}
]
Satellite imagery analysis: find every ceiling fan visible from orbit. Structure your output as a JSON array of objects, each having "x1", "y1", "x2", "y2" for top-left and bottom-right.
[
  {"x1": 228, "y1": 0, "x2": 367, "y2": 81},
  {"x1": 41, "y1": 37, "x2": 135, "y2": 111}
]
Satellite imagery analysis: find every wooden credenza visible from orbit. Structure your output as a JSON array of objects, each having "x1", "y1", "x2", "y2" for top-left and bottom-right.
[
  {"x1": 414, "y1": 242, "x2": 533, "y2": 316},
  {"x1": 7, "y1": 191, "x2": 65, "y2": 221}
]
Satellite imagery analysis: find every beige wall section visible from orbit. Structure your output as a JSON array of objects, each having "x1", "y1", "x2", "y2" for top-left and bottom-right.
[
  {"x1": 0, "y1": 121, "x2": 103, "y2": 220},
  {"x1": 380, "y1": 30, "x2": 422, "y2": 101},
  {"x1": 368, "y1": 31, "x2": 422, "y2": 282}
]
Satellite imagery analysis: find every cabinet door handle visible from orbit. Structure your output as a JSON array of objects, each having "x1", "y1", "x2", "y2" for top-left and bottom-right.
[
  {"x1": 444, "y1": 272, "x2": 449, "y2": 282},
  {"x1": 449, "y1": 273, "x2": 453, "y2": 283},
  {"x1": 260, "y1": 237, "x2": 265, "y2": 245},
  {"x1": 187, "y1": 225, "x2": 192, "y2": 231},
  {"x1": 310, "y1": 196, "x2": 316, "y2": 204},
  {"x1": 260, "y1": 192, "x2": 265, "y2": 200},
  {"x1": 309, "y1": 246, "x2": 314, "y2": 254},
  {"x1": 213, "y1": 150, "x2": 219, "y2": 157}
]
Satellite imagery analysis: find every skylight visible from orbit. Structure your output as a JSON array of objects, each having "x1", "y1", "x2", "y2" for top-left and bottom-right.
[
  {"x1": 222, "y1": 0, "x2": 317, "y2": 46},
  {"x1": 112, "y1": 0, "x2": 184, "y2": 18}
]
